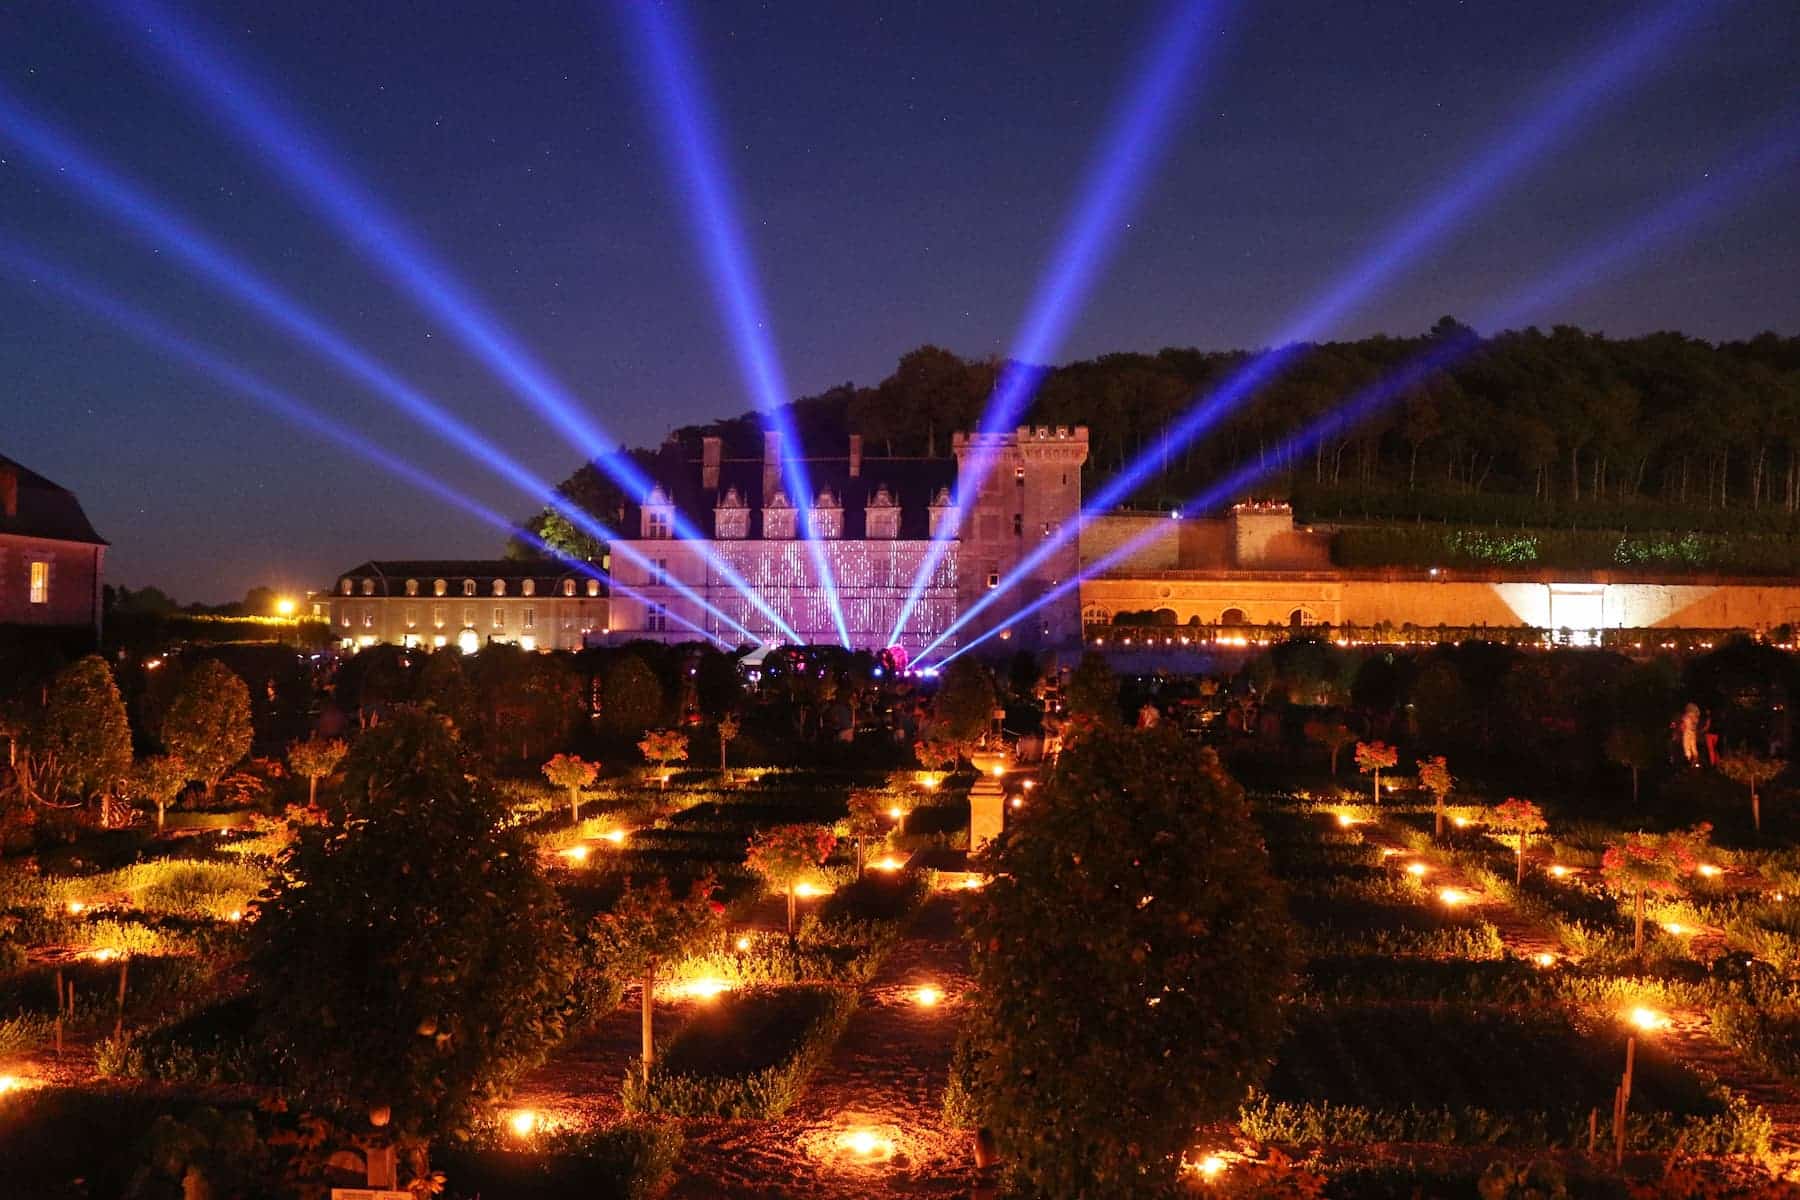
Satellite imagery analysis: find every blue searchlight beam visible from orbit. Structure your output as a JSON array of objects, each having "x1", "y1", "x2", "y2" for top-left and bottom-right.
[
  {"x1": 0, "y1": 85, "x2": 762, "y2": 644},
  {"x1": 927, "y1": 124, "x2": 1799, "y2": 667},
  {"x1": 887, "y1": 0, "x2": 1229, "y2": 647},
  {"x1": 919, "y1": 0, "x2": 1707, "y2": 660},
  {"x1": 623, "y1": 0, "x2": 851, "y2": 647},
  {"x1": 103, "y1": 0, "x2": 799, "y2": 643},
  {"x1": 0, "y1": 239, "x2": 729, "y2": 648}
]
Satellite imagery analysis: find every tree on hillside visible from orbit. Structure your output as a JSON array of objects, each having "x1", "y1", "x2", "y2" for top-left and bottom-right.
[
  {"x1": 251, "y1": 711, "x2": 576, "y2": 1167},
  {"x1": 1718, "y1": 749, "x2": 1782, "y2": 834},
  {"x1": 590, "y1": 874, "x2": 720, "y2": 1084},
  {"x1": 163, "y1": 660, "x2": 253, "y2": 799},
  {"x1": 132, "y1": 753, "x2": 189, "y2": 833},
  {"x1": 287, "y1": 736, "x2": 348, "y2": 811},
  {"x1": 1064, "y1": 652, "x2": 1119, "y2": 726},
  {"x1": 962, "y1": 727, "x2": 1298, "y2": 1197},
  {"x1": 746, "y1": 824, "x2": 837, "y2": 942},
  {"x1": 38, "y1": 655, "x2": 132, "y2": 805},
  {"x1": 542, "y1": 752, "x2": 599, "y2": 821},
  {"x1": 1490, "y1": 797, "x2": 1547, "y2": 885}
]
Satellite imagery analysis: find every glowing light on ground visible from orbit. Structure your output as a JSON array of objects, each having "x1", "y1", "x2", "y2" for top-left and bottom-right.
[
  {"x1": 887, "y1": 806, "x2": 904, "y2": 820},
  {"x1": 1697, "y1": 864, "x2": 1721, "y2": 878},
  {"x1": 508, "y1": 1109, "x2": 538, "y2": 1137},
  {"x1": 559, "y1": 846, "x2": 591, "y2": 865},
  {"x1": 1628, "y1": 1007, "x2": 1670, "y2": 1032},
  {"x1": 794, "y1": 881, "x2": 831, "y2": 898},
  {"x1": 0, "y1": 1075, "x2": 25, "y2": 1097},
  {"x1": 1451, "y1": 816, "x2": 1471, "y2": 828},
  {"x1": 1663, "y1": 921, "x2": 1687, "y2": 935},
  {"x1": 679, "y1": 977, "x2": 732, "y2": 1000},
  {"x1": 227, "y1": 910, "x2": 243, "y2": 922},
  {"x1": 834, "y1": 1127, "x2": 896, "y2": 1163},
  {"x1": 1193, "y1": 1154, "x2": 1228, "y2": 1181},
  {"x1": 604, "y1": 829, "x2": 628, "y2": 845},
  {"x1": 870, "y1": 856, "x2": 905, "y2": 872},
  {"x1": 1405, "y1": 862, "x2": 1429, "y2": 877},
  {"x1": 1549, "y1": 864, "x2": 1571, "y2": 878},
  {"x1": 913, "y1": 985, "x2": 943, "y2": 1008},
  {"x1": 1438, "y1": 887, "x2": 1470, "y2": 906},
  {"x1": 65, "y1": 901, "x2": 86, "y2": 916},
  {"x1": 1534, "y1": 953, "x2": 1557, "y2": 968},
  {"x1": 1335, "y1": 813, "x2": 1358, "y2": 827},
  {"x1": 734, "y1": 935, "x2": 752, "y2": 952}
]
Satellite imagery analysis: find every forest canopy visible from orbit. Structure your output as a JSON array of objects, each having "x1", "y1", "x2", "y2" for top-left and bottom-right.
[{"x1": 518, "y1": 323, "x2": 1800, "y2": 558}]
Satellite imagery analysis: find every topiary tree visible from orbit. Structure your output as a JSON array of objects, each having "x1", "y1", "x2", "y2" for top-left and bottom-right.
[
  {"x1": 1490, "y1": 797, "x2": 1547, "y2": 885},
  {"x1": 1355, "y1": 740, "x2": 1397, "y2": 805},
  {"x1": 590, "y1": 874, "x2": 721, "y2": 1084},
  {"x1": 843, "y1": 788, "x2": 892, "y2": 880},
  {"x1": 745, "y1": 823, "x2": 837, "y2": 941},
  {"x1": 133, "y1": 753, "x2": 189, "y2": 833},
  {"x1": 163, "y1": 660, "x2": 253, "y2": 799},
  {"x1": 637, "y1": 729, "x2": 687, "y2": 789},
  {"x1": 1417, "y1": 756, "x2": 1454, "y2": 839},
  {"x1": 932, "y1": 659, "x2": 997, "y2": 764},
  {"x1": 1304, "y1": 719, "x2": 1356, "y2": 777},
  {"x1": 542, "y1": 752, "x2": 599, "y2": 821},
  {"x1": 1602, "y1": 824, "x2": 1709, "y2": 954},
  {"x1": 286, "y1": 736, "x2": 348, "y2": 811},
  {"x1": 1064, "y1": 652, "x2": 1119, "y2": 726},
  {"x1": 962, "y1": 726, "x2": 1298, "y2": 1197},
  {"x1": 1718, "y1": 749, "x2": 1782, "y2": 834},
  {"x1": 914, "y1": 737, "x2": 958, "y2": 775},
  {"x1": 1604, "y1": 723, "x2": 1660, "y2": 807},
  {"x1": 39, "y1": 655, "x2": 132, "y2": 806},
  {"x1": 250, "y1": 711, "x2": 576, "y2": 1166},
  {"x1": 716, "y1": 713, "x2": 740, "y2": 773}
]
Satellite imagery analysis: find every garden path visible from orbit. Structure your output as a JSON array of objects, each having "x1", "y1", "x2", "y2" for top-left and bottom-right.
[
  {"x1": 1365, "y1": 820, "x2": 1800, "y2": 1179},
  {"x1": 666, "y1": 893, "x2": 978, "y2": 1198}
]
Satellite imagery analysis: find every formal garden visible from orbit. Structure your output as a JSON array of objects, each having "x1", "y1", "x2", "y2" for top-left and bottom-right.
[{"x1": 1, "y1": 634, "x2": 1800, "y2": 1197}]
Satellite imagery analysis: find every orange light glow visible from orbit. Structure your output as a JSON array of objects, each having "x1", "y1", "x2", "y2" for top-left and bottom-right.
[
  {"x1": 1533, "y1": 953, "x2": 1557, "y2": 968},
  {"x1": 887, "y1": 806, "x2": 903, "y2": 820},
  {"x1": 603, "y1": 829, "x2": 627, "y2": 845},
  {"x1": 1335, "y1": 813, "x2": 1357, "y2": 828},
  {"x1": 1438, "y1": 887, "x2": 1469, "y2": 906},
  {"x1": 1629, "y1": 1007, "x2": 1670, "y2": 1032},
  {"x1": 835, "y1": 1127, "x2": 895, "y2": 1161},
  {"x1": 735, "y1": 935, "x2": 751, "y2": 952},
  {"x1": 66, "y1": 901, "x2": 86, "y2": 916},
  {"x1": 1549, "y1": 864, "x2": 1571, "y2": 878},
  {"x1": 914, "y1": 985, "x2": 943, "y2": 1007},
  {"x1": 560, "y1": 846, "x2": 591, "y2": 864},
  {"x1": 679, "y1": 977, "x2": 731, "y2": 1000},
  {"x1": 1697, "y1": 864, "x2": 1721, "y2": 878},
  {"x1": 870, "y1": 856, "x2": 904, "y2": 872},
  {"x1": 1405, "y1": 862, "x2": 1428, "y2": 877},
  {"x1": 508, "y1": 1110, "x2": 538, "y2": 1137}
]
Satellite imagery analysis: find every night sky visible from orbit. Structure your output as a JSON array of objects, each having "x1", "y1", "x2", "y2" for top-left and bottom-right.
[{"x1": 2, "y1": 1, "x2": 1795, "y2": 603}]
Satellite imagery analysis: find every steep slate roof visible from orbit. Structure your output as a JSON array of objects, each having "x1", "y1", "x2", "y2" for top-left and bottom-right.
[
  {"x1": 332, "y1": 560, "x2": 607, "y2": 597},
  {"x1": 634, "y1": 443, "x2": 959, "y2": 540},
  {"x1": 0, "y1": 455, "x2": 107, "y2": 545}
]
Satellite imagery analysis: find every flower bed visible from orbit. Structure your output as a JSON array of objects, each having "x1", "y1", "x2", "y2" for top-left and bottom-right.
[{"x1": 620, "y1": 983, "x2": 857, "y2": 1118}]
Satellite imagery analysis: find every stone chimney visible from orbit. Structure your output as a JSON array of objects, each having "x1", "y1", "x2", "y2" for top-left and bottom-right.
[
  {"x1": 762, "y1": 430, "x2": 782, "y2": 502},
  {"x1": 0, "y1": 464, "x2": 15, "y2": 519},
  {"x1": 848, "y1": 433, "x2": 863, "y2": 479},
  {"x1": 701, "y1": 436, "x2": 722, "y2": 490}
]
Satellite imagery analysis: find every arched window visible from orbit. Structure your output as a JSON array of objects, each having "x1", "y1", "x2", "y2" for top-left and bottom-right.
[
  {"x1": 587, "y1": 579, "x2": 600, "y2": 597},
  {"x1": 433, "y1": 579, "x2": 447, "y2": 596},
  {"x1": 1219, "y1": 607, "x2": 1247, "y2": 626},
  {"x1": 1289, "y1": 607, "x2": 1317, "y2": 627},
  {"x1": 562, "y1": 579, "x2": 576, "y2": 597},
  {"x1": 463, "y1": 579, "x2": 477, "y2": 596},
  {"x1": 339, "y1": 578, "x2": 353, "y2": 595},
  {"x1": 360, "y1": 578, "x2": 374, "y2": 596},
  {"x1": 521, "y1": 579, "x2": 535, "y2": 597},
  {"x1": 405, "y1": 579, "x2": 419, "y2": 596}
]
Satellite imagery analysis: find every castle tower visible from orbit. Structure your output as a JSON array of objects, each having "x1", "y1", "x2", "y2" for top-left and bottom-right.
[{"x1": 951, "y1": 425, "x2": 1089, "y2": 649}]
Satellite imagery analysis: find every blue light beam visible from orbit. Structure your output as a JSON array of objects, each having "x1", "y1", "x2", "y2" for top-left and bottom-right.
[
  {"x1": 886, "y1": 0, "x2": 1229, "y2": 646},
  {"x1": 919, "y1": 0, "x2": 1706, "y2": 660},
  {"x1": 0, "y1": 86, "x2": 763, "y2": 644},
  {"x1": 103, "y1": 0, "x2": 800, "y2": 643},
  {"x1": 0, "y1": 238, "x2": 730, "y2": 648},
  {"x1": 621, "y1": 0, "x2": 851, "y2": 647},
  {"x1": 927, "y1": 125, "x2": 1799, "y2": 667}
]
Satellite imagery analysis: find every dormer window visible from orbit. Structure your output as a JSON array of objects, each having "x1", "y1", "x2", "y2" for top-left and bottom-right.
[
  {"x1": 811, "y1": 488, "x2": 843, "y2": 539},
  {"x1": 493, "y1": 579, "x2": 507, "y2": 597},
  {"x1": 715, "y1": 486, "x2": 749, "y2": 539},
  {"x1": 642, "y1": 485, "x2": 675, "y2": 539},
  {"x1": 405, "y1": 579, "x2": 419, "y2": 596},
  {"x1": 360, "y1": 579, "x2": 375, "y2": 596},
  {"x1": 928, "y1": 487, "x2": 956, "y2": 539},
  {"x1": 562, "y1": 579, "x2": 576, "y2": 597},
  {"x1": 763, "y1": 490, "x2": 796, "y2": 540},
  {"x1": 587, "y1": 579, "x2": 601, "y2": 597},
  {"x1": 463, "y1": 579, "x2": 477, "y2": 596},
  {"x1": 434, "y1": 579, "x2": 447, "y2": 596},
  {"x1": 865, "y1": 484, "x2": 900, "y2": 540},
  {"x1": 339, "y1": 578, "x2": 353, "y2": 596},
  {"x1": 522, "y1": 579, "x2": 535, "y2": 597}
]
